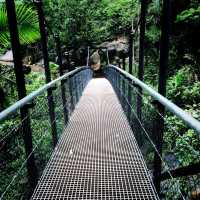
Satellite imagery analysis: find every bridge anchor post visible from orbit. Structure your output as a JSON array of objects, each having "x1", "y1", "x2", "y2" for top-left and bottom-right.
[
  {"x1": 35, "y1": 0, "x2": 58, "y2": 147},
  {"x1": 153, "y1": 0, "x2": 171, "y2": 195},
  {"x1": 5, "y1": 0, "x2": 38, "y2": 193},
  {"x1": 136, "y1": 0, "x2": 147, "y2": 147}
]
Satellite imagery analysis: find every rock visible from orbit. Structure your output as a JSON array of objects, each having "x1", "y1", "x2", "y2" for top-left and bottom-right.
[
  {"x1": 97, "y1": 36, "x2": 129, "y2": 68},
  {"x1": 90, "y1": 50, "x2": 101, "y2": 71},
  {"x1": 29, "y1": 64, "x2": 44, "y2": 73},
  {"x1": 98, "y1": 36, "x2": 129, "y2": 58},
  {"x1": 23, "y1": 56, "x2": 32, "y2": 65}
]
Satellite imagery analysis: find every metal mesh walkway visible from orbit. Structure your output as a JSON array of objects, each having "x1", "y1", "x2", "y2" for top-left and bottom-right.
[{"x1": 32, "y1": 78, "x2": 158, "y2": 200}]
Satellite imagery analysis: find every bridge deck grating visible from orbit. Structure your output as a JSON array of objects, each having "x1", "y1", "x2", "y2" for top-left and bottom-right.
[{"x1": 32, "y1": 78, "x2": 158, "y2": 200}]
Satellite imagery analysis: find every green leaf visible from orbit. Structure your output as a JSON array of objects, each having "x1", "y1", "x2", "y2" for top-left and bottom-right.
[
  {"x1": 176, "y1": 6, "x2": 200, "y2": 23},
  {"x1": 0, "y1": 2, "x2": 40, "y2": 47}
]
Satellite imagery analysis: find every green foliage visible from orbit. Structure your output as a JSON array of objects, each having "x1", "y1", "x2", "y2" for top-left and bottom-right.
[
  {"x1": 0, "y1": 2, "x2": 40, "y2": 48},
  {"x1": 0, "y1": 0, "x2": 200, "y2": 199},
  {"x1": 164, "y1": 116, "x2": 200, "y2": 165},
  {"x1": 167, "y1": 67, "x2": 200, "y2": 106},
  {"x1": 26, "y1": 72, "x2": 45, "y2": 94},
  {"x1": 145, "y1": 25, "x2": 160, "y2": 43},
  {"x1": 0, "y1": 65, "x2": 18, "y2": 110},
  {"x1": 165, "y1": 65, "x2": 200, "y2": 172},
  {"x1": 175, "y1": 129, "x2": 200, "y2": 166},
  {"x1": 146, "y1": 1, "x2": 161, "y2": 43},
  {"x1": 44, "y1": 0, "x2": 139, "y2": 46},
  {"x1": 49, "y1": 62, "x2": 59, "y2": 78},
  {"x1": 176, "y1": 6, "x2": 200, "y2": 23}
]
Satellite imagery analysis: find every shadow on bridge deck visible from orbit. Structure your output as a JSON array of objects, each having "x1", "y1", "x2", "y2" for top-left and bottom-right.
[{"x1": 31, "y1": 78, "x2": 158, "y2": 200}]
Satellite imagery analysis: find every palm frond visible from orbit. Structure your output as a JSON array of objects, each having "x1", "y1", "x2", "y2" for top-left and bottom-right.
[
  {"x1": 0, "y1": 32, "x2": 10, "y2": 47},
  {"x1": 0, "y1": 3, "x2": 40, "y2": 48},
  {"x1": 0, "y1": 5, "x2": 7, "y2": 29},
  {"x1": 18, "y1": 25, "x2": 40, "y2": 45}
]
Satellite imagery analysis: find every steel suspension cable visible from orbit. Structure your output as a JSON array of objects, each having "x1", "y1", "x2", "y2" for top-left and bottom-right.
[
  {"x1": 123, "y1": 76, "x2": 200, "y2": 157},
  {"x1": 0, "y1": 70, "x2": 91, "y2": 199},
  {"x1": 109, "y1": 75, "x2": 186, "y2": 200}
]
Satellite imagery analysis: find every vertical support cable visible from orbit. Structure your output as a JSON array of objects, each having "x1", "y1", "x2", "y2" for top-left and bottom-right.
[
  {"x1": 34, "y1": 0, "x2": 58, "y2": 147},
  {"x1": 153, "y1": 0, "x2": 171, "y2": 195},
  {"x1": 137, "y1": 0, "x2": 147, "y2": 146},
  {"x1": 5, "y1": 0, "x2": 38, "y2": 191},
  {"x1": 54, "y1": 33, "x2": 68, "y2": 125}
]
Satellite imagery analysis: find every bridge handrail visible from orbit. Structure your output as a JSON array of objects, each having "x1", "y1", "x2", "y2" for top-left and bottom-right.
[
  {"x1": 109, "y1": 65, "x2": 200, "y2": 134},
  {"x1": 0, "y1": 66, "x2": 89, "y2": 121}
]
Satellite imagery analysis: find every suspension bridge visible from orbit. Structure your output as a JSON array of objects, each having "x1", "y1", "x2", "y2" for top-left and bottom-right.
[
  {"x1": 31, "y1": 75, "x2": 158, "y2": 199},
  {"x1": 1, "y1": 0, "x2": 200, "y2": 200}
]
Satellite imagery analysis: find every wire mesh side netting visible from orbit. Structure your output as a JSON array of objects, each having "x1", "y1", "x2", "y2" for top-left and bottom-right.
[
  {"x1": 104, "y1": 67, "x2": 200, "y2": 200},
  {"x1": 0, "y1": 68, "x2": 93, "y2": 200}
]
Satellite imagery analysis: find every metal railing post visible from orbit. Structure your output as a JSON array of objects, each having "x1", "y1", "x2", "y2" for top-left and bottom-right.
[
  {"x1": 35, "y1": 0, "x2": 58, "y2": 147},
  {"x1": 153, "y1": 0, "x2": 171, "y2": 195},
  {"x1": 54, "y1": 34, "x2": 68, "y2": 125},
  {"x1": 5, "y1": 0, "x2": 38, "y2": 191},
  {"x1": 137, "y1": 0, "x2": 147, "y2": 146}
]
